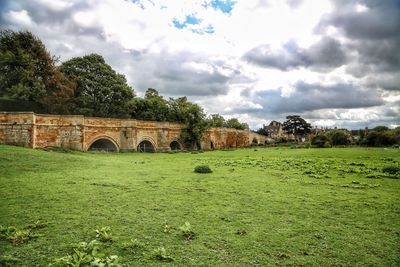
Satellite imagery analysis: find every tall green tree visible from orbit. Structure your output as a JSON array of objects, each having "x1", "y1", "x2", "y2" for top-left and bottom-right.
[
  {"x1": 169, "y1": 97, "x2": 207, "y2": 149},
  {"x1": 206, "y1": 114, "x2": 226, "y2": 127},
  {"x1": 282, "y1": 115, "x2": 311, "y2": 140},
  {"x1": 60, "y1": 54, "x2": 134, "y2": 118},
  {"x1": 225, "y1": 118, "x2": 249, "y2": 130},
  {"x1": 0, "y1": 30, "x2": 74, "y2": 113},
  {"x1": 129, "y1": 88, "x2": 170, "y2": 121},
  {"x1": 256, "y1": 127, "x2": 268, "y2": 136}
]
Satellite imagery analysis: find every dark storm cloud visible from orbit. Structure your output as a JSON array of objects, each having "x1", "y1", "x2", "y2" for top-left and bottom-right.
[
  {"x1": 319, "y1": 0, "x2": 400, "y2": 40},
  {"x1": 363, "y1": 74, "x2": 400, "y2": 91},
  {"x1": 243, "y1": 37, "x2": 348, "y2": 71},
  {"x1": 130, "y1": 50, "x2": 250, "y2": 96},
  {"x1": 316, "y1": 0, "x2": 400, "y2": 89},
  {"x1": 252, "y1": 82, "x2": 384, "y2": 114}
]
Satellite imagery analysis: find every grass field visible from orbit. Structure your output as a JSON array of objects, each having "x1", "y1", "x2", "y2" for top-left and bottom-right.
[{"x1": 0, "y1": 145, "x2": 399, "y2": 266}]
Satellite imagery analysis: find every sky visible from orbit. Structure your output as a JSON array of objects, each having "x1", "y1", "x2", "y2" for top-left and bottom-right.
[{"x1": 0, "y1": 0, "x2": 399, "y2": 130}]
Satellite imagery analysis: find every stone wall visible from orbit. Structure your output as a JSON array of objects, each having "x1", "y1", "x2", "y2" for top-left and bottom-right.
[{"x1": 0, "y1": 112, "x2": 267, "y2": 151}]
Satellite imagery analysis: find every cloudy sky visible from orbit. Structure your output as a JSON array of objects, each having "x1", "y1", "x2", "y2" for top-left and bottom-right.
[{"x1": 1, "y1": 0, "x2": 399, "y2": 129}]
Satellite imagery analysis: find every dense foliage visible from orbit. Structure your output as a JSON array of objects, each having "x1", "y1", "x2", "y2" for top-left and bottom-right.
[
  {"x1": 0, "y1": 30, "x2": 74, "y2": 113},
  {"x1": 60, "y1": 54, "x2": 134, "y2": 118},
  {"x1": 363, "y1": 129, "x2": 398, "y2": 147},
  {"x1": 282, "y1": 115, "x2": 312, "y2": 139},
  {"x1": 311, "y1": 134, "x2": 331, "y2": 148},
  {"x1": 326, "y1": 129, "x2": 352, "y2": 146}
]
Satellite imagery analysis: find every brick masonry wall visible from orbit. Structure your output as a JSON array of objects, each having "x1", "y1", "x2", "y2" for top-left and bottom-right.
[{"x1": 0, "y1": 112, "x2": 267, "y2": 151}]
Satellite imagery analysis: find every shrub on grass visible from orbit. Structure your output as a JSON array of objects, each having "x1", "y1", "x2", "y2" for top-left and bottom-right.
[
  {"x1": 311, "y1": 134, "x2": 331, "y2": 148},
  {"x1": 194, "y1": 165, "x2": 212, "y2": 173}
]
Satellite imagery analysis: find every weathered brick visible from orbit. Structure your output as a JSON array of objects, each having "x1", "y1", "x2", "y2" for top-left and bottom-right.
[{"x1": 0, "y1": 112, "x2": 267, "y2": 151}]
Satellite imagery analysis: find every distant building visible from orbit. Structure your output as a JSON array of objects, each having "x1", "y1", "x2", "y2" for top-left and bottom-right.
[{"x1": 263, "y1": 121, "x2": 284, "y2": 139}]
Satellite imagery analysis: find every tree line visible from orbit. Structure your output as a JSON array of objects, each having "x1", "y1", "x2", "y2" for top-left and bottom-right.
[
  {"x1": 309, "y1": 126, "x2": 399, "y2": 147},
  {"x1": 0, "y1": 30, "x2": 249, "y2": 148}
]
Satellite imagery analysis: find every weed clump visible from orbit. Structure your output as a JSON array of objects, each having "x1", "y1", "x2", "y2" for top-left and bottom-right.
[
  {"x1": 179, "y1": 222, "x2": 196, "y2": 240},
  {"x1": 95, "y1": 227, "x2": 113, "y2": 242},
  {"x1": 50, "y1": 240, "x2": 123, "y2": 266},
  {"x1": 194, "y1": 165, "x2": 212, "y2": 173},
  {"x1": 0, "y1": 220, "x2": 48, "y2": 245},
  {"x1": 382, "y1": 165, "x2": 400, "y2": 176},
  {"x1": 120, "y1": 238, "x2": 144, "y2": 251},
  {"x1": 154, "y1": 247, "x2": 174, "y2": 262}
]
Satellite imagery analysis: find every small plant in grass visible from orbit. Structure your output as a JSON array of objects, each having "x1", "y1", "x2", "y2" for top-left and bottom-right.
[
  {"x1": 50, "y1": 240, "x2": 123, "y2": 266},
  {"x1": 163, "y1": 223, "x2": 171, "y2": 233},
  {"x1": 120, "y1": 238, "x2": 145, "y2": 250},
  {"x1": 153, "y1": 247, "x2": 174, "y2": 262},
  {"x1": 382, "y1": 165, "x2": 400, "y2": 176},
  {"x1": 179, "y1": 222, "x2": 196, "y2": 240},
  {"x1": 194, "y1": 165, "x2": 212, "y2": 173},
  {"x1": 0, "y1": 225, "x2": 40, "y2": 245},
  {"x1": 25, "y1": 219, "x2": 48, "y2": 230},
  {"x1": 95, "y1": 227, "x2": 113, "y2": 242}
]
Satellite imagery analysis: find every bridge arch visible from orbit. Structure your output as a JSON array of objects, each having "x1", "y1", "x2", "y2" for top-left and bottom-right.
[
  {"x1": 170, "y1": 140, "x2": 182, "y2": 151},
  {"x1": 87, "y1": 136, "x2": 119, "y2": 152},
  {"x1": 137, "y1": 137, "x2": 156, "y2": 152}
]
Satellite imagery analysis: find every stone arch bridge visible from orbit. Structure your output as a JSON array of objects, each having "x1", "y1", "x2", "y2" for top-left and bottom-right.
[{"x1": 0, "y1": 112, "x2": 267, "y2": 152}]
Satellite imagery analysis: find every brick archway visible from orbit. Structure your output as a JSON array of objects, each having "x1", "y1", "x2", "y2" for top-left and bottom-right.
[
  {"x1": 170, "y1": 140, "x2": 182, "y2": 151},
  {"x1": 87, "y1": 136, "x2": 119, "y2": 152},
  {"x1": 136, "y1": 137, "x2": 156, "y2": 152}
]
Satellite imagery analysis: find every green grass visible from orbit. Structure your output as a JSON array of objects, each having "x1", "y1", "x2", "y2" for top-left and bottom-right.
[{"x1": 0, "y1": 145, "x2": 399, "y2": 266}]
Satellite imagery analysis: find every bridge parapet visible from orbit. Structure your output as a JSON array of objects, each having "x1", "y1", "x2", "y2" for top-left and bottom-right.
[{"x1": 0, "y1": 112, "x2": 267, "y2": 151}]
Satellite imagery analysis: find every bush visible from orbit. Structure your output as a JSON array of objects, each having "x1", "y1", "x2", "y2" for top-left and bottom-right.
[
  {"x1": 194, "y1": 165, "x2": 212, "y2": 173},
  {"x1": 326, "y1": 129, "x2": 352, "y2": 146},
  {"x1": 364, "y1": 131, "x2": 398, "y2": 147},
  {"x1": 311, "y1": 134, "x2": 331, "y2": 148}
]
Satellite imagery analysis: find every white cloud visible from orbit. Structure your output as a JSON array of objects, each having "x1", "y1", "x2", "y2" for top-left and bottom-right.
[{"x1": 4, "y1": 10, "x2": 33, "y2": 26}]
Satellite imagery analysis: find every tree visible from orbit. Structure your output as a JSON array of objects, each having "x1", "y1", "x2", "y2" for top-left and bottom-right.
[
  {"x1": 311, "y1": 134, "x2": 331, "y2": 148},
  {"x1": 282, "y1": 115, "x2": 311, "y2": 140},
  {"x1": 206, "y1": 114, "x2": 226, "y2": 127},
  {"x1": 129, "y1": 88, "x2": 170, "y2": 121},
  {"x1": 256, "y1": 127, "x2": 268, "y2": 136},
  {"x1": 326, "y1": 129, "x2": 352, "y2": 146},
  {"x1": 372, "y1": 126, "x2": 389, "y2": 132},
  {"x1": 364, "y1": 130, "x2": 397, "y2": 146},
  {"x1": 60, "y1": 54, "x2": 134, "y2": 118},
  {"x1": 0, "y1": 30, "x2": 74, "y2": 113},
  {"x1": 168, "y1": 97, "x2": 207, "y2": 149},
  {"x1": 225, "y1": 118, "x2": 249, "y2": 130}
]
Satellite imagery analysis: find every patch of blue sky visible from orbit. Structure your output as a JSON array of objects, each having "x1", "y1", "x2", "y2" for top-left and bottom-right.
[
  {"x1": 130, "y1": 0, "x2": 155, "y2": 10},
  {"x1": 173, "y1": 14, "x2": 202, "y2": 29},
  {"x1": 191, "y1": 24, "x2": 215, "y2": 35},
  {"x1": 210, "y1": 0, "x2": 236, "y2": 14}
]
